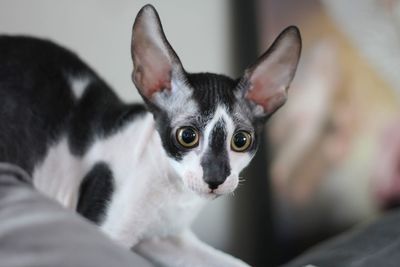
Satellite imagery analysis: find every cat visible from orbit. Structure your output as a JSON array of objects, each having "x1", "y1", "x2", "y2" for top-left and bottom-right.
[{"x1": 0, "y1": 4, "x2": 301, "y2": 267}]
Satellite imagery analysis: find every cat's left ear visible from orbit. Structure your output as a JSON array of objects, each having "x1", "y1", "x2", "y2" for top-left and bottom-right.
[
  {"x1": 131, "y1": 5, "x2": 184, "y2": 103},
  {"x1": 241, "y1": 26, "x2": 302, "y2": 119}
]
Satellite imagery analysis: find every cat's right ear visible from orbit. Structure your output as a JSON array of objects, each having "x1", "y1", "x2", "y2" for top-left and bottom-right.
[{"x1": 131, "y1": 5, "x2": 184, "y2": 103}]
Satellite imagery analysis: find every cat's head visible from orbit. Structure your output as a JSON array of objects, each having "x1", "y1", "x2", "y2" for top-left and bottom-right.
[{"x1": 130, "y1": 5, "x2": 301, "y2": 198}]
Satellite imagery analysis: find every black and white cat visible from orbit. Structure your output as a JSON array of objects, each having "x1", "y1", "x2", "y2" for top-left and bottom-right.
[{"x1": 0, "y1": 5, "x2": 301, "y2": 267}]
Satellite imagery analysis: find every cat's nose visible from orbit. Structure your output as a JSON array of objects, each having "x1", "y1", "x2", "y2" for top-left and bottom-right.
[
  {"x1": 206, "y1": 179, "x2": 224, "y2": 190},
  {"x1": 201, "y1": 155, "x2": 231, "y2": 190}
]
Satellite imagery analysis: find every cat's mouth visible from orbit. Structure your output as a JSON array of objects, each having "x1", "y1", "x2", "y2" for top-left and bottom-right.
[
  {"x1": 182, "y1": 171, "x2": 239, "y2": 198},
  {"x1": 184, "y1": 179, "x2": 222, "y2": 199},
  {"x1": 193, "y1": 188, "x2": 234, "y2": 200},
  {"x1": 185, "y1": 183, "x2": 217, "y2": 198},
  {"x1": 184, "y1": 178, "x2": 238, "y2": 199}
]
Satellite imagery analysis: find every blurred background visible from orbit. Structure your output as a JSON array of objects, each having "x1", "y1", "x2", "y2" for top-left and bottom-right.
[{"x1": 1, "y1": 0, "x2": 400, "y2": 266}]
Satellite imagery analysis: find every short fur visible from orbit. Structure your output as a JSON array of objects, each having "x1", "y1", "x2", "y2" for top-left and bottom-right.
[{"x1": 0, "y1": 5, "x2": 301, "y2": 267}]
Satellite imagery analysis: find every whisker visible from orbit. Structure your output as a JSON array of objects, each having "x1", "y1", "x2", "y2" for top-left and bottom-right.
[{"x1": 238, "y1": 177, "x2": 246, "y2": 185}]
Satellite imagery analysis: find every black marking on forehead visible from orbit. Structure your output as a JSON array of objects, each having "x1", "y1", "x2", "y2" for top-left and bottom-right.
[
  {"x1": 187, "y1": 73, "x2": 239, "y2": 114},
  {"x1": 210, "y1": 119, "x2": 227, "y2": 153},
  {"x1": 201, "y1": 119, "x2": 231, "y2": 186}
]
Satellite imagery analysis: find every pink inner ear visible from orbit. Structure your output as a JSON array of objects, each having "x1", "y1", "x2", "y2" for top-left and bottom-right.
[
  {"x1": 135, "y1": 68, "x2": 171, "y2": 98},
  {"x1": 246, "y1": 73, "x2": 288, "y2": 114},
  {"x1": 133, "y1": 44, "x2": 172, "y2": 98},
  {"x1": 243, "y1": 26, "x2": 301, "y2": 116},
  {"x1": 131, "y1": 7, "x2": 180, "y2": 100},
  {"x1": 243, "y1": 45, "x2": 296, "y2": 115}
]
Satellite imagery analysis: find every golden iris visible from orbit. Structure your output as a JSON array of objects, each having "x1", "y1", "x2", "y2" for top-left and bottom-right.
[
  {"x1": 176, "y1": 127, "x2": 199, "y2": 148},
  {"x1": 231, "y1": 131, "x2": 252, "y2": 152}
]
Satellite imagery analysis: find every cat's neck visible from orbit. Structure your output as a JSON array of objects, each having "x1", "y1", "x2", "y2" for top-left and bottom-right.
[
  {"x1": 85, "y1": 112, "x2": 180, "y2": 187},
  {"x1": 90, "y1": 113, "x2": 207, "y2": 244}
]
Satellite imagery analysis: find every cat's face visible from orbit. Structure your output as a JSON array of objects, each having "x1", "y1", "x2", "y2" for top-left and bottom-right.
[
  {"x1": 130, "y1": 5, "x2": 301, "y2": 197},
  {"x1": 153, "y1": 73, "x2": 260, "y2": 197}
]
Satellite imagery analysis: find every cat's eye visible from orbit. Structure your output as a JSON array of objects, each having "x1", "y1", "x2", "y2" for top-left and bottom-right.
[
  {"x1": 176, "y1": 127, "x2": 199, "y2": 148},
  {"x1": 231, "y1": 131, "x2": 252, "y2": 152}
]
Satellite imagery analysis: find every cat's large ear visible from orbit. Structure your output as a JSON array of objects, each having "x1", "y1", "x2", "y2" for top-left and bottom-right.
[
  {"x1": 131, "y1": 5, "x2": 184, "y2": 102},
  {"x1": 241, "y1": 26, "x2": 301, "y2": 119}
]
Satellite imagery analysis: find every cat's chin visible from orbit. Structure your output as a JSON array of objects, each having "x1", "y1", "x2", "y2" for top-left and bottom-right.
[
  {"x1": 183, "y1": 182, "x2": 220, "y2": 199},
  {"x1": 190, "y1": 186, "x2": 236, "y2": 200},
  {"x1": 194, "y1": 190, "x2": 221, "y2": 200},
  {"x1": 184, "y1": 184, "x2": 218, "y2": 199}
]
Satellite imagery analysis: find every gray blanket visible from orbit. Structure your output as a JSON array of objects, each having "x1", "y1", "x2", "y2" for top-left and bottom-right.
[
  {"x1": 0, "y1": 163, "x2": 139, "y2": 267},
  {"x1": 283, "y1": 209, "x2": 400, "y2": 267}
]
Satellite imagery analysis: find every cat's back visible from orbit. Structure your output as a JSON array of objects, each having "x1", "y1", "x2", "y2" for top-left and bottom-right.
[
  {"x1": 0, "y1": 36, "x2": 101, "y2": 173},
  {"x1": 0, "y1": 36, "x2": 98, "y2": 115},
  {"x1": 0, "y1": 35, "x2": 96, "y2": 97}
]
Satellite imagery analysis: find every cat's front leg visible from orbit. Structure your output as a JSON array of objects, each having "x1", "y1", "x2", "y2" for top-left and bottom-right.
[{"x1": 133, "y1": 229, "x2": 250, "y2": 267}]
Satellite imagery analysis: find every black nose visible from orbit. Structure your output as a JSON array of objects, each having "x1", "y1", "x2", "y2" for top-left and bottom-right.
[
  {"x1": 201, "y1": 149, "x2": 231, "y2": 190},
  {"x1": 205, "y1": 179, "x2": 224, "y2": 190}
]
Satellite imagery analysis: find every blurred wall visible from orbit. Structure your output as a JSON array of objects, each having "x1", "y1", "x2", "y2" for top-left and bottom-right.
[
  {"x1": 0, "y1": 0, "x2": 237, "y2": 265},
  {"x1": 0, "y1": 0, "x2": 233, "y2": 100}
]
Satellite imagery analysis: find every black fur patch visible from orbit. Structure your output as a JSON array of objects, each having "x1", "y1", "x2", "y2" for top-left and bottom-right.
[
  {"x1": 0, "y1": 36, "x2": 81, "y2": 174},
  {"x1": 155, "y1": 111, "x2": 184, "y2": 160},
  {"x1": 77, "y1": 162, "x2": 114, "y2": 224},
  {"x1": 187, "y1": 72, "x2": 238, "y2": 115},
  {"x1": 201, "y1": 119, "x2": 231, "y2": 189}
]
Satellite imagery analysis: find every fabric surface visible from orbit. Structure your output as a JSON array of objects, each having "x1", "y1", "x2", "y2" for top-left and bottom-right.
[
  {"x1": 0, "y1": 162, "x2": 139, "y2": 267},
  {"x1": 283, "y1": 208, "x2": 400, "y2": 267}
]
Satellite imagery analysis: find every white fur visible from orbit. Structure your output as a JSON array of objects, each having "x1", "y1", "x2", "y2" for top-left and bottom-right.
[
  {"x1": 33, "y1": 138, "x2": 87, "y2": 208},
  {"x1": 81, "y1": 113, "x2": 206, "y2": 246},
  {"x1": 32, "y1": 114, "x2": 207, "y2": 245},
  {"x1": 68, "y1": 75, "x2": 92, "y2": 99},
  {"x1": 154, "y1": 78, "x2": 199, "y2": 121}
]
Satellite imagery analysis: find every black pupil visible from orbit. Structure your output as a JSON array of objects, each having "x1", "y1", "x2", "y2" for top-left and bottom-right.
[
  {"x1": 182, "y1": 128, "x2": 196, "y2": 144},
  {"x1": 234, "y1": 132, "x2": 247, "y2": 148}
]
